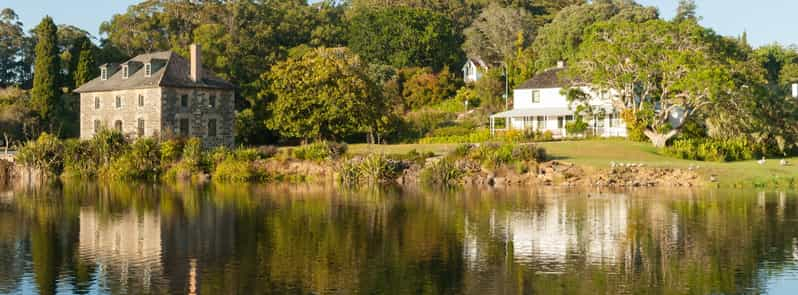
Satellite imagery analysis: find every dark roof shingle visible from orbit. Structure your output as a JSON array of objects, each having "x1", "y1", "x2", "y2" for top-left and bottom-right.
[
  {"x1": 516, "y1": 68, "x2": 574, "y2": 90},
  {"x1": 75, "y1": 51, "x2": 235, "y2": 93}
]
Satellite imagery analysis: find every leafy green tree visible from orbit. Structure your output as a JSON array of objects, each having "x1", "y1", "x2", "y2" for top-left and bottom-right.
[
  {"x1": 265, "y1": 48, "x2": 386, "y2": 141},
  {"x1": 31, "y1": 16, "x2": 61, "y2": 124},
  {"x1": 462, "y1": 3, "x2": 536, "y2": 66},
  {"x1": 0, "y1": 9, "x2": 26, "y2": 86},
  {"x1": 401, "y1": 66, "x2": 462, "y2": 110},
  {"x1": 531, "y1": 0, "x2": 658, "y2": 70},
  {"x1": 348, "y1": 7, "x2": 463, "y2": 71},
  {"x1": 571, "y1": 19, "x2": 735, "y2": 147},
  {"x1": 674, "y1": 0, "x2": 698, "y2": 22},
  {"x1": 73, "y1": 38, "x2": 97, "y2": 87},
  {"x1": 55, "y1": 26, "x2": 91, "y2": 90}
]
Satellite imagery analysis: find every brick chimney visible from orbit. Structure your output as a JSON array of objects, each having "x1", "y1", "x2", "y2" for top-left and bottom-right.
[{"x1": 190, "y1": 44, "x2": 202, "y2": 82}]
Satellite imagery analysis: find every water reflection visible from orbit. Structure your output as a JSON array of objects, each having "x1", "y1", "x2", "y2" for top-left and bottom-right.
[{"x1": 0, "y1": 183, "x2": 796, "y2": 294}]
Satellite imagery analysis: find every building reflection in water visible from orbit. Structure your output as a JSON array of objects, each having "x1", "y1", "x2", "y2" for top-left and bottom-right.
[{"x1": 78, "y1": 208, "x2": 165, "y2": 293}]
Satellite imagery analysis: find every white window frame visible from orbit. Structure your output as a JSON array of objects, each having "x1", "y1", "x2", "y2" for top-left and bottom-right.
[
  {"x1": 138, "y1": 94, "x2": 145, "y2": 107},
  {"x1": 144, "y1": 63, "x2": 152, "y2": 77},
  {"x1": 115, "y1": 95, "x2": 123, "y2": 109},
  {"x1": 531, "y1": 90, "x2": 541, "y2": 103},
  {"x1": 100, "y1": 68, "x2": 108, "y2": 80},
  {"x1": 122, "y1": 65, "x2": 129, "y2": 79},
  {"x1": 94, "y1": 96, "x2": 100, "y2": 109}
]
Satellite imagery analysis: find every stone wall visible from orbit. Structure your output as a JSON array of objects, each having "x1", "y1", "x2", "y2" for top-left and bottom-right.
[
  {"x1": 161, "y1": 87, "x2": 235, "y2": 148},
  {"x1": 80, "y1": 88, "x2": 163, "y2": 139}
]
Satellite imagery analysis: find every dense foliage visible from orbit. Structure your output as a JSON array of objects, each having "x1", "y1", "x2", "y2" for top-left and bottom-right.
[
  {"x1": 348, "y1": 7, "x2": 463, "y2": 71},
  {"x1": 1, "y1": 0, "x2": 796, "y2": 160},
  {"x1": 265, "y1": 48, "x2": 386, "y2": 141}
]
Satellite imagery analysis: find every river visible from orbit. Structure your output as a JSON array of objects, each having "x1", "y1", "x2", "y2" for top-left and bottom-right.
[{"x1": 0, "y1": 183, "x2": 797, "y2": 294}]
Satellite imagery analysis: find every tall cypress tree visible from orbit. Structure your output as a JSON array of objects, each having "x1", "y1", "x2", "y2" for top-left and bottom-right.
[
  {"x1": 73, "y1": 37, "x2": 97, "y2": 87},
  {"x1": 31, "y1": 16, "x2": 60, "y2": 123}
]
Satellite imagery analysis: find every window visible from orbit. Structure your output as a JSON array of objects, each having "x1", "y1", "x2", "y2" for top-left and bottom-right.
[
  {"x1": 101, "y1": 68, "x2": 108, "y2": 80},
  {"x1": 114, "y1": 120, "x2": 123, "y2": 132},
  {"x1": 531, "y1": 90, "x2": 541, "y2": 103},
  {"x1": 94, "y1": 96, "x2": 100, "y2": 109},
  {"x1": 209, "y1": 95, "x2": 217, "y2": 108},
  {"x1": 566, "y1": 115, "x2": 574, "y2": 122},
  {"x1": 144, "y1": 63, "x2": 152, "y2": 77},
  {"x1": 557, "y1": 116, "x2": 565, "y2": 129},
  {"x1": 536, "y1": 116, "x2": 545, "y2": 129},
  {"x1": 137, "y1": 119, "x2": 145, "y2": 137},
  {"x1": 115, "y1": 96, "x2": 122, "y2": 108},
  {"x1": 180, "y1": 95, "x2": 188, "y2": 107},
  {"x1": 138, "y1": 94, "x2": 145, "y2": 107},
  {"x1": 179, "y1": 118, "x2": 189, "y2": 136},
  {"x1": 208, "y1": 119, "x2": 217, "y2": 137},
  {"x1": 122, "y1": 65, "x2": 129, "y2": 79},
  {"x1": 94, "y1": 120, "x2": 101, "y2": 133}
]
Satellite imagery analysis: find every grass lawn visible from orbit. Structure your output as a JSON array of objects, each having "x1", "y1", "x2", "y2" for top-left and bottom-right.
[{"x1": 350, "y1": 139, "x2": 798, "y2": 187}]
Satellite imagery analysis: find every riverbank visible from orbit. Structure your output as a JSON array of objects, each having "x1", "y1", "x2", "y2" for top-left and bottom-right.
[
  {"x1": 350, "y1": 139, "x2": 798, "y2": 188},
  {"x1": 6, "y1": 136, "x2": 795, "y2": 189}
]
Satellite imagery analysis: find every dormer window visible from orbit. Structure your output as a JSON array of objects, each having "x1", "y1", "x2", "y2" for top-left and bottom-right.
[
  {"x1": 122, "y1": 65, "x2": 129, "y2": 79},
  {"x1": 101, "y1": 68, "x2": 108, "y2": 80},
  {"x1": 144, "y1": 63, "x2": 152, "y2": 77}
]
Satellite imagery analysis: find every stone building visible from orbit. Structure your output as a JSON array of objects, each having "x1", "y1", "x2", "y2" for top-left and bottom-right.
[{"x1": 74, "y1": 44, "x2": 235, "y2": 148}]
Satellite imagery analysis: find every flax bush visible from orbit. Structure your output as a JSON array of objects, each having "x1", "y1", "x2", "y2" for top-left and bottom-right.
[
  {"x1": 420, "y1": 158, "x2": 463, "y2": 185},
  {"x1": 16, "y1": 132, "x2": 64, "y2": 176}
]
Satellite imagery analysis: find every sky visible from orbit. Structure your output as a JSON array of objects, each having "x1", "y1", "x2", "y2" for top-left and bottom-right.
[{"x1": 3, "y1": 0, "x2": 796, "y2": 47}]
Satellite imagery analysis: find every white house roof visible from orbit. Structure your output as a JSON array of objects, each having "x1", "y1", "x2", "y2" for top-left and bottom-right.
[{"x1": 490, "y1": 108, "x2": 574, "y2": 118}]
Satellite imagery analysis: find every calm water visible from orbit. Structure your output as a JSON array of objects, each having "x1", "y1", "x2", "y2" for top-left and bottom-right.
[{"x1": 1, "y1": 183, "x2": 798, "y2": 294}]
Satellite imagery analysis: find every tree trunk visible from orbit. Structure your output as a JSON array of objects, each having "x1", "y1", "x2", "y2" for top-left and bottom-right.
[{"x1": 644, "y1": 129, "x2": 680, "y2": 148}]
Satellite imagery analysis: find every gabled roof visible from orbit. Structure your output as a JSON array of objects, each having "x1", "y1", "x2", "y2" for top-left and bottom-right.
[
  {"x1": 74, "y1": 51, "x2": 235, "y2": 93},
  {"x1": 516, "y1": 68, "x2": 575, "y2": 90},
  {"x1": 464, "y1": 57, "x2": 489, "y2": 69}
]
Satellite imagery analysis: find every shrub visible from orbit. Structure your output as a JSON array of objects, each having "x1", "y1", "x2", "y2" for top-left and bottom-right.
[
  {"x1": 160, "y1": 139, "x2": 184, "y2": 164},
  {"x1": 665, "y1": 137, "x2": 755, "y2": 162},
  {"x1": 338, "y1": 159, "x2": 362, "y2": 186},
  {"x1": 90, "y1": 129, "x2": 128, "y2": 166},
  {"x1": 405, "y1": 109, "x2": 456, "y2": 138},
  {"x1": 452, "y1": 143, "x2": 475, "y2": 158},
  {"x1": 420, "y1": 158, "x2": 463, "y2": 185},
  {"x1": 16, "y1": 133, "x2": 64, "y2": 176},
  {"x1": 419, "y1": 130, "x2": 492, "y2": 144},
  {"x1": 292, "y1": 141, "x2": 348, "y2": 161},
  {"x1": 469, "y1": 142, "x2": 513, "y2": 169},
  {"x1": 426, "y1": 125, "x2": 473, "y2": 137},
  {"x1": 214, "y1": 158, "x2": 258, "y2": 182},
  {"x1": 359, "y1": 153, "x2": 404, "y2": 184},
  {"x1": 182, "y1": 138, "x2": 203, "y2": 166},
  {"x1": 565, "y1": 119, "x2": 589, "y2": 136},
  {"x1": 542, "y1": 130, "x2": 554, "y2": 141},
  {"x1": 105, "y1": 138, "x2": 161, "y2": 180},
  {"x1": 62, "y1": 138, "x2": 98, "y2": 177},
  {"x1": 512, "y1": 144, "x2": 547, "y2": 163}
]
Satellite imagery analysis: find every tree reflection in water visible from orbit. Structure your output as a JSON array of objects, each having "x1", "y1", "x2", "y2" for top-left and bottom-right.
[{"x1": 0, "y1": 183, "x2": 796, "y2": 294}]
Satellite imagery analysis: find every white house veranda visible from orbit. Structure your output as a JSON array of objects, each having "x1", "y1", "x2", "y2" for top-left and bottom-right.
[{"x1": 489, "y1": 107, "x2": 627, "y2": 138}]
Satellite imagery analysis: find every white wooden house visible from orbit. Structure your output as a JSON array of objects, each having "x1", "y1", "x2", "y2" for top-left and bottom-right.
[
  {"x1": 489, "y1": 63, "x2": 627, "y2": 138},
  {"x1": 462, "y1": 58, "x2": 488, "y2": 83}
]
